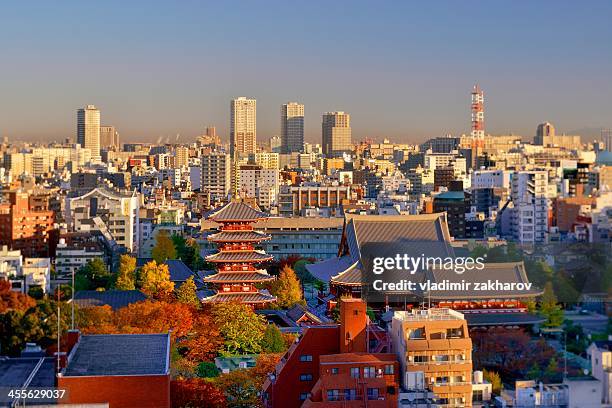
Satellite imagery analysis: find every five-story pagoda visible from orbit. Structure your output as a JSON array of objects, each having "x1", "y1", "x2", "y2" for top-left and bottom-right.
[{"x1": 203, "y1": 200, "x2": 276, "y2": 305}]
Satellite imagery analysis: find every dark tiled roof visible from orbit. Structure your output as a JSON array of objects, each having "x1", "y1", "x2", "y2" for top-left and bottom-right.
[
  {"x1": 202, "y1": 291, "x2": 276, "y2": 304},
  {"x1": 63, "y1": 333, "x2": 170, "y2": 377},
  {"x1": 208, "y1": 230, "x2": 270, "y2": 242},
  {"x1": 426, "y1": 262, "x2": 541, "y2": 299},
  {"x1": 204, "y1": 271, "x2": 274, "y2": 283},
  {"x1": 286, "y1": 304, "x2": 326, "y2": 324},
  {"x1": 306, "y1": 256, "x2": 355, "y2": 282},
  {"x1": 164, "y1": 259, "x2": 195, "y2": 282},
  {"x1": 0, "y1": 357, "x2": 56, "y2": 405},
  {"x1": 209, "y1": 201, "x2": 267, "y2": 222},
  {"x1": 464, "y1": 312, "x2": 545, "y2": 326},
  {"x1": 331, "y1": 266, "x2": 363, "y2": 286},
  {"x1": 73, "y1": 290, "x2": 146, "y2": 310},
  {"x1": 344, "y1": 213, "x2": 454, "y2": 264},
  {"x1": 206, "y1": 251, "x2": 273, "y2": 263}
]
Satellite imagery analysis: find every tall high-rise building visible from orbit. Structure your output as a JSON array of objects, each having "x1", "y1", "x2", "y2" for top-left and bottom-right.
[
  {"x1": 77, "y1": 105, "x2": 101, "y2": 161},
  {"x1": 471, "y1": 84, "x2": 484, "y2": 140},
  {"x1": 534, "y1": 122, "x2": 581, "y2": 149},
  {"x1": 99, "y1": 125, "x2": 119, "y2": 150},
  {"x1": 510, "y1": 170, "x2": 549, "y2": 243},
  {"x1": 230, "y1": 97, "x2": 256, "y2": 159},
  {"x1": 602, "y1": 128, "x2": 612, "y2": 152},
  {"x1": 201, "y1": 152, "x2": 231, "y2": 201},
  {"x1": 206, "y1": 126, "x2": 216, "y2": 139},
  {"x1": 280, "y1": 102, "x2": 304, "y2": 154},
  {"x1": 321, "y1": 111, "x2": 351, "y2": 158}
]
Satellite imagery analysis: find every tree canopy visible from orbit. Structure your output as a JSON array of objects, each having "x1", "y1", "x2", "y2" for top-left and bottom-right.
[
  {"x1": 152, "y1": 230, "x2": 177, "y2": 264},
  {"x1": 115, "y1": 254, "x2": 136, "y2": 290},
  {"x1": 139, "y1": 260, "x2": 175, "y2": 300},
  {"x1": 271, "y1": 266, "x2": 304, "y2": 309},
  {"x1": 211, "y1": 302, "x2": 267, "y2": 356}
]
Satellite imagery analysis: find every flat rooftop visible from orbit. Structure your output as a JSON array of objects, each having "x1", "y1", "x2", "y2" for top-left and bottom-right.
[
  {"x1": 393, "y1": 308, "x2": 465, "y2": 322},
  {"x1": 63, "y1": 333, "x2": 170, "y2": 377}
]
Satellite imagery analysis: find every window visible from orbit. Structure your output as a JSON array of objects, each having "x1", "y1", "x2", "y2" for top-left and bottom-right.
[
  {"x1": 473, "y1": 390, "x2": 484, "y2": 402},
  {"x1": 299, "y1": 392, "x2": 311, "y2": 401},
  {"x1": 300, "y1": 355, "x2": 313, "y2": 362},
  {"x1": 414, "y1": 355, "x2": 428, "y2": 363},
  {"x1": 344, "y1": 389, "x2": 357, "y2": 400},
  {"x1": 363, "y1": 366, "x2": 376, "y2": 378},
  {"x1": 331, "y1": 367, "x2": 339, "y2": 375},
  {"x1": 327, "y1": 389, "x2": 340, "y2": 401},
  {"x1": 367, "y1": 388, "x2": 379, "y2": 400},
  {"x1": 384, "y1": 364, "x2": 394, "y2": 375},
  {"x1": 350, "y1": 367, "x2": 360, "y2": 378},
  {"x1": 299, "y1": 373, "x2": 312, "y2": 381}
]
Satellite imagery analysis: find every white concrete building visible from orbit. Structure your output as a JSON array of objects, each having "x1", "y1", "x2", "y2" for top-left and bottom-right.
[
  {"x1": 201, "y1": 152, "x2": 231, "y2": 201},
  {"x1": 510, "y1": 170, "x2": 549, "y2": 243},
  {"x1": 587, "y1": 339, "x2": 612, "y2": 405},
  {"x1": 230, "y1": 97, "x2": 257, "y2": 158},
  {"x1": 471, "y1": 169, "x2": 512, "y2": 190},
  {"x1": 66, "y1": 187, "x2": 140, "y2": 252}
]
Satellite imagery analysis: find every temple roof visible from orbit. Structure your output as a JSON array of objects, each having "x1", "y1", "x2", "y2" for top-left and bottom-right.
[
  {"x1": 208, "y1": 201, "x2": 267, "y2": 222},
  {"x1": 208, "y1": 230, "x2": 270, "y2": 242},
  {"x1": 342, "y1": 213, "x2": 454, "y2": 265},
  {"x1": 202, "y1": 290, "x2": 276, "y2": 304},
  {"x1": 204, "y1": 271, "x2": 274, "y2": 283},
  {"x1": 205, "y1": 250, "x2": 273, "y2": 263}
]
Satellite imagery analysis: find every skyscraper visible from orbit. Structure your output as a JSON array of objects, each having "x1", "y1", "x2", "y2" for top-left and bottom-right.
[
  {"x1": 321, "y1": 111, "x2": 351, "y2": 158},
  {"x1": 230, "y1": 97, "x2": 256, "y2": 159},
  {"x1": 281, "y1": 102, "x2": 304, "y2": 153},
  {"x1": 77, "y1": 105, "x2": 101, "y2": 161},
  {"x1": 99, "y1": 125, "x2": 119, "y2": 150},
  {"x1": 602, "y1": 128, "x2": 612, "y2": 152}
]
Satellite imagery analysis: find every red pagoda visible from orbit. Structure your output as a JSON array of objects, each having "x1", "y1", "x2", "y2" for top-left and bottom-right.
[{"x1": 203, "y1": 201, "x2": 276, "y2": 305}]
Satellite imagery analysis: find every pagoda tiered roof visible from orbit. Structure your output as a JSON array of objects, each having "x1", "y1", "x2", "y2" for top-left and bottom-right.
[
  {"x1": 204, "y1": 271, "x2": 275, "y2": 283},
  {"x1": 205, "y1": 250, "x2": 273, "y2": 263},
  {"x1": 208, "y1": 230, "x2": 270, "y2": 243},
  {"x1": 202, "y1": 291, "x2": 276, "y2": 304},
  {"x1": 209, "y1": 201, "x2": 267, "y2": 223}
]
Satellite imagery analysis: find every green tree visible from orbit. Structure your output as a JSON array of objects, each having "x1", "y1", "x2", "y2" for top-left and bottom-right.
[
  {"x1": 260, "y1": 324, "x2": 286, "y2": 353},
  {"x1": 527, "y1": 362, "x2": 541, "y2": 380},
  {"x1": 540, "y1": 282, "x2": 564, "y2": 328},
  {"x1": 176, "y1": 276, "x2": 200, "y2": 309},
  {"x1": 196, "y1": 361, "x2": 220, "y2": 378},
  {"x1": 115, "y1": 255, "x2": 136, "y2": 290},
  {"x1": 211, "y1": 302, "x2": 266, "y2": 356},
  {"x1": 152, "y1": 230, "x2": 177, "y2": 264},
  {"x1": 483, "y1": 369, "x2": 502, "y2": 395},
  {"x1": 271, "y1": 266, "x2": 304, "y2": 309},
  {"x1": 139, "y1": 261, "x2": 175, "y2": 300},
  {"x1": 78, "y1": 258, "x2": 112, "y2": 290},
  {"x1": 544, "y1": 358, "x2": 559, "y2": 382}
]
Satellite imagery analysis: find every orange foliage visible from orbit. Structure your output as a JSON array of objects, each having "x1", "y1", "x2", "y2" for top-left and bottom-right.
[
  {"x1": 171, "y1": 378, "x2": 226, "y2": 408},
  {"x1": 0, "y1": 279, "x2": 36, "y2": 313}
]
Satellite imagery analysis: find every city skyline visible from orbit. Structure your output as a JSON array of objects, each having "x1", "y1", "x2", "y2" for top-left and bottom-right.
[{"x1": 1, "y1": 1, "x2": 611, "y2": 143}]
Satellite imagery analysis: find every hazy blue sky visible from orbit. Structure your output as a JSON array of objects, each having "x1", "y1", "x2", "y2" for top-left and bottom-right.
[{"x1": 1, "y1": 1, "x2": 611, "y2": 144}]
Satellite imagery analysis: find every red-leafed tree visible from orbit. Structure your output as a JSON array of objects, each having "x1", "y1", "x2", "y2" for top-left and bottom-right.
[
  {"x1": 113, "y1": 300, "x2": 194, "y2": 338},
  {"x1": 171, "y1": 378, "x2": 226, "y2": 408},
  {"x1": 182, "y1": 313, "x2": 224, "y2": 362},
  {"x1": 0, "y1": 279, "x2": 36, "y2": 313}
]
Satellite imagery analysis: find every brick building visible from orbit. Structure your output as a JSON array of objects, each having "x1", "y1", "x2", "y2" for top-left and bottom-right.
[
  {"x1": 58, "y1": 332, "x2": 171, "y2": 408},
  {"x1": 0, "y1": 190, "x2": 55, "y2": 257}
]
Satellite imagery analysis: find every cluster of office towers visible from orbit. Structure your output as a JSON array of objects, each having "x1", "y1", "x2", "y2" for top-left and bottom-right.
[{"x1": 231, "y1": 97, "x2": 352, "y2": 159}]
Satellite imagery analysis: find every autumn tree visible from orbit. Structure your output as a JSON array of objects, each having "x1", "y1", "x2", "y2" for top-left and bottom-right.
[
  {"x1": 152, "y1": 230, "x2": 177, "y2": 264},
  {"x1": 115, "y1": 255, "x2": 137, "y2": 290},
  {"x1": 539, "y1": 282, "x2": 564, "y2": 328},
  {"x1": 139, "y1": 261, "x2": 175, "y2": 300},
  {"x1": 483, "y1": 370, "x2": 502, "y2": 395},
  {"x1": 114, "y1": 300, "x2": 194, "y2": 338},
  {"x1": 211, "y1": 302, "x2": 266, "y2": 355},
  {"x1": 215, "y1": 369, "x2": 261, "y2": 408},
  {"x1": 260, "y1": 324, "x2": 286, "y2": 353},
  {"x1": 76, "y1": 305, "x2": 115, "y2": 334},
  {"x1": 182, "y1": 313, "x2": 223, "y2": 362},
  {"x1": 271, "y1": 266, "x2": 304, "y2": 309},
  {"x1": 176, "y1": 276, "x2": 200, "y2": 309},
  {"x1": 0, "y1": 280, "x2": 36, "y2": 313},
  {"x1": 171, "y1": 378, "x2": 226, "y2": 408}
]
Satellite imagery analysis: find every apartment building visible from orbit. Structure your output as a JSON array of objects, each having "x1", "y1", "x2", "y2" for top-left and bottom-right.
[
  {"x1": 510, "y1": 170, "x2": 549, "y2": 243},
  {"x1": 278, "y1": 185, "x2": 358, "y2": 216},
  {"x1": 200, "y1": 152, "x2": 231, "y2": 201},
  {"x1": 391, "y1": 308, "x2": 473, "y2": 407}
]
